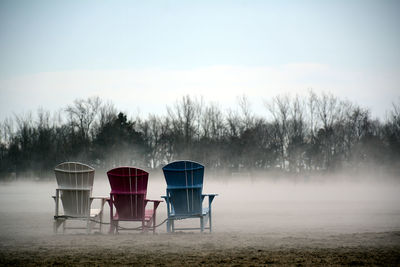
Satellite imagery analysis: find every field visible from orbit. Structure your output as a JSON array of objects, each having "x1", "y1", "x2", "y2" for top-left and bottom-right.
[{"x1": 0, "y1": 176, "x2": 399, "y2": 266}]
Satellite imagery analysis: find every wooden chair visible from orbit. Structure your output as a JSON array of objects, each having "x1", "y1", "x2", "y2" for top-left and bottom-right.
[
  {"x1": 107, "y1": 167, "x2": 162, "y2": 234},
  {"x1": 53, "y1": 162, "x2": 107, "y2": 234},
  {"x1": 162, "y1": 160, "x2": 217, "y2": 232}
]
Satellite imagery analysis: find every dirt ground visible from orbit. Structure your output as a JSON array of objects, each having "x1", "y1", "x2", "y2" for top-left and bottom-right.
[
  {"x1": 0, "y1": 178, "x2": 399, "y2": 266},
  {"x1": 0, "y1": 231, "x2": 399, "y2": 266}
]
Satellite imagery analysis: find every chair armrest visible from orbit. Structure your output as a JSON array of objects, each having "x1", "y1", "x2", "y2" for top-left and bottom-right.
[
  {"x1": 202, "y1": 194, "x2": 218, "y2": 201},
  {"x1": 202, "y1": 193, "x2": 218, "y2": 206},
  {"x1": 145, "y1": 199, "x2": 163, "y2": 211},
  {"x1": 110, "y1": 192, "x2": 146, "y2": 196},
  {"x1": 90, "y1": 196, "x2": 109, "y2": 200},
  {"x1": 146, "y1": 199, "x2": 163, "y2": 203}
]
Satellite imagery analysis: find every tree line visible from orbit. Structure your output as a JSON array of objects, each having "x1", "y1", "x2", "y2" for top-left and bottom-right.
[{"x1": 0, "y1": 92, "x2": 399, "y2": 179}]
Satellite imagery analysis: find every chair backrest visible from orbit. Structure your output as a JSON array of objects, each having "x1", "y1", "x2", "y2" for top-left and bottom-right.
[
  {"x1": 162, "y1": 161, "x2": 204, "y2": 216},
  {"x1": 107, "y1": 167, "x2": 149, "y2": 220},
  {"x1": 54, "y1": 162, "x2": 95, "y2": 217}
]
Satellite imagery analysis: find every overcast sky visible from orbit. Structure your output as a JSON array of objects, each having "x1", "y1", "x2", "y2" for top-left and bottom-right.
[{"x1": 0, "y1": 0, "x2": 399, "y2": 121}]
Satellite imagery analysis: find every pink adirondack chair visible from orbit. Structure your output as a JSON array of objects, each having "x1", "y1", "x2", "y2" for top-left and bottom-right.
[{"x1": 107, "y1": 167, "x2": 162, "y2": 233}]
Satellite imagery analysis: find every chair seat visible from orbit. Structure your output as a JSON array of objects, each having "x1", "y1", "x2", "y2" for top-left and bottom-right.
[
  {"x1": 59, "y1": 209, "x2": 102, "y2": 219},
  {"x1": 112, "y1": 209, "x2": 155, "y2": 221},
  {"x1": 169, "y1": 207, "x2": 209, "y2": 218}
]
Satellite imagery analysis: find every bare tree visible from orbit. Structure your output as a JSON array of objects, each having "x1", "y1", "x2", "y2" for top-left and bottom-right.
[
  {"x1": 225, "y1": 109, "x2": 241, "y2": 138},
  {"x1": 201, "y1": 103, "x2": 225, "y2": 140},
  {"x1": 98, "y1": 101, "x2": 117, "y2": 128},
  {"x1": 383, "y1": 99, "x2": 400, "y2": 162},
  {"x1": 265, "y1": 95, "x2": 290, "y2": 170},
  {"x1": 287, "y1": 95, "x2": 306, "y2": 172},
  {"x1": 139, "y1": 115, "x2": 164, "y2": 168},
  {"x1": 159, "y1": 117, "x2": 175, "y2": 163},
  {"x1": 389, "y1": 99, "x2": 400, "y2": 130},
  {"x1": 0, "y1": 117, "x2": 14, "y2": 147},
  {"x1": 65, "y1": 96, "x2": 102, "y2": 140},
  {"x1": 237, "y1": 95, "x2": 254, "y2": 130},
  {"x1": 307, "y1": 90, "x2": 318, "y2": 138},
  {"x1": 167, "y1": 95, "x2": 202, "y2": 158}
]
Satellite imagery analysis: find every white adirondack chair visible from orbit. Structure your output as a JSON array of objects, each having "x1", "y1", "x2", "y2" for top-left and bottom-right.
[{"x1": 53, "y1": 162, "x2": 106, "y2": 234}]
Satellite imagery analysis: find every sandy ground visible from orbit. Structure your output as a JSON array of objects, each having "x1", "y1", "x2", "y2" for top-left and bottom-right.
[{"x1": 0, "y1": 177, "x2": 399, "y2": 266}]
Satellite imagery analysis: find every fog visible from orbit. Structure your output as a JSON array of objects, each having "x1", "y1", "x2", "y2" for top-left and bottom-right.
[{"x1": 1, "y1": 174, "x2": 399, "y2": 239}]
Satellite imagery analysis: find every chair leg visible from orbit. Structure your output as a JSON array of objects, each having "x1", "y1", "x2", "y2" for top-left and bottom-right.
[
  {"x1": 153, "y1": 213, "x2": 156, "y2": 234},
  {"x1": 53, "y1": 218, "x2": 66, "y2": 234},
  {"x1": 142, "y1": 220, "x2": 146, "y2": 233},
  {"x1": 62, "y1": 220, "x2": 66, "y2": 234},
  {"x1": 99, "y1": 212, "x2": 103, "y2": 233},
  {"x1": 171, "y1": 220, "x2": 175, "y2": 233},
  {"x1": 145, "y1": 218, "x2": 154, "y2": 234},
  {"x1": 147, "y1": 219, "x2": 153, "y2": 233},
  {"x1": 53, "y1": 219, "x2": 58, "y2": 234},
  {"x1": 108, "y1": 221, "x2": 113, "y2": 234},
  {"x1": 200, "y1": 217, "x2": 204, "y2": 232},
  {"x1": 86, "y1": 218, "x2": 90, "y2": 234},
  {"x1": 209, "y1": 211, "x2": 212, "y2": 233},
  {"x1": 89, "y1": 218, "x2": 97, "y2": 233},
  {"x1": 109, "y1": 220, "x2": 118, "y2": 234},
  {"x1": 167, "y1": 219, "x2": 171, "y2": 233}
]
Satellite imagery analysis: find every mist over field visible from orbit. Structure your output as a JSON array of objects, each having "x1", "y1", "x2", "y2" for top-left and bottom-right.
[
  {"x1": 1, "y1": 171, "x2": 399, "y2": 237},
  {"x1": 1, "y1": 170, "x2": 400, "y2": 265}
]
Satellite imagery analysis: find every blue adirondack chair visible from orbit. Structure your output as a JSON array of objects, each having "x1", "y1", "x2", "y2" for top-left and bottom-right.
[{"x1": 162, "y1": 160, "x2": 217, "y2": 232}]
